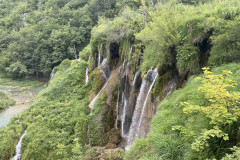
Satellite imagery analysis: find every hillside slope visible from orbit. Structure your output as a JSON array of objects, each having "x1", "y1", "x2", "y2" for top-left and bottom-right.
[{"x1": 1, "y1": 0, "x2": 240, "y2": 159}]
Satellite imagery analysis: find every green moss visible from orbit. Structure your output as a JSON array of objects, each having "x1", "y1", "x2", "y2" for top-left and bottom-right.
[{"x1": 119, "y1": 38, "x2": 131, "y2": 63}]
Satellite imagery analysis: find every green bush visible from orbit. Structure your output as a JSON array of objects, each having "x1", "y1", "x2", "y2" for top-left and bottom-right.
[
  {"x1": 91, "y1": 7, "x2": 144, "y2": 44},
  {"x1": 0, "y1": 91, "x2": 15, "y2": 110},
  {"x1": 209, "y1": 21, "x2": 240, "y2": 66},
  {"x1": 176, "y1": 44, "x2": 200, "y2": 73},
  {"x1": 79, "y1": 44, "x2": 92, "y2": 61}
]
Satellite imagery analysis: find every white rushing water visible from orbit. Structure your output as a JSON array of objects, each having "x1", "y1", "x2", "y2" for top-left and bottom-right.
[
  {"x1": 123, "y1": 45, "x2": 133, "y2": 70},
  {"x1": 22, "y1": 13, "x2": 27, "y2": 26},
  {"x1": 89, "y1": 78, "x2": 111, "y2": 110},
  {"x1": 100, "y1": 58, "x2": 109, "y2": 80},
  {"x1": 129, "y1": 45, "x2": 133, "y2": 57},
  {"x1": 50, "y1": 72, "x2": 55, "y2": 80},
  {"x1": 12, "y1": 130, "x2": 27, "y2": 160},
  {"x1": 85, "y1": 68, "x2": 89, "y2": 84},
  {"x1": 162, "y1": 77, "x2": 178, "y2": 101},
  {"x1": 127, "y1": 68, "x2": 158, "y2": 148},
  {"x1": 115, "y1": 68, "x2": 122, "y2": 129},
  {"x1": 115, "y1": 87, "x2": 120, "y2": 129},
  {"x1": 98, "y1": 44, "x2": 103, "y2": 67},
  {"x1": 120, "y1": 60, "x2": 132, "y2": 138},
  {"x1": 136, "y1": 72, "x2": 158, "y2": 137},
  {"x1": 121, "y1": 92, "x2": 128, "y2": 138},
  {"x1": 132, "y1": 70, "x2": 140, "y2": 87}
]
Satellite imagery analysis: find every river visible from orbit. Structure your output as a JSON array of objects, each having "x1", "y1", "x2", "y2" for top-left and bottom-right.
[{"x1": 0, "y1": 85, "x2": 46, "y2": 128}]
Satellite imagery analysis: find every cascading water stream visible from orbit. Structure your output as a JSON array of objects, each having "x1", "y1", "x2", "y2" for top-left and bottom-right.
[
  {"x1": 126, "y1": 79, "x2": 148, "y2": 149},
  {"x1": 121, "y1": 92, "x2": 128, "y2": 138},
  {"x1": 12, "y1": 130, "x2": 27, "y2": 160},
  {"x1": 127, "y1": 68, "x2": 158, "y2": 148},
  {"x1": 162, "y1": 77, "x2": 178, "y2": 101},
  {"x1": 87, "y1": 65, "x2": 121, "y2": 145},
  {"x1": 120, "y1": 54, "x2": 132, "y2": 138},
  {"x1": 89, "y1": 78, "x2": 111, "y2": 110},
  {"x1": 87, "y1": 76, "x2": 111, "y2": 146},
  {"x1": 50, "y1": 72, "x2": 55, "y2": 80},
  {"x1": 136, "y1": 71, "x2": 158, "y2": 137},
  {"x1": 133, "y1": 71, "x2": 140, "y2": 87},
  {"x1": 129, "y1": 45, "x2": 133, "y2": 57},
  {"x1": 22, "y1": 13, "x2": 27, "y2": 26},
  {"x1": 100, "y1": 58, "x2": 109, "y2": 80},
  {"x1": 87, "y1": 44, "x2": 110, "y2": 145},
  {"x1": 85, "y1": 68, "x2": 89, "y2": 84},
  {"x1": 115, "y1": 67, "x2": 123, "y2": 129},
  {"x1": 120, "y1": 70, "x2": 140, "y2": 139},
  {"x1": 115, "y1": 89, "x2": 120, "y2": 129},
  {"x1": 98, "y1": 44, "x2": 103, "y2": 67},
  {"x1": 122, "y1": 45, "x2": 133, "y2": 71}
]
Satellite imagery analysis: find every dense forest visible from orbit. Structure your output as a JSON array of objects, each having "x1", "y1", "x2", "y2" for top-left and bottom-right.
[{"x1": 1, "y1": 0, "x2": 240, "y2": 159}]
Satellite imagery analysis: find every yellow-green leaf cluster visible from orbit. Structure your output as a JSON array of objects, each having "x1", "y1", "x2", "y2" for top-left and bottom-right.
[{"x1": 173, "y1": 67, "x2": 240, "y2": 152}]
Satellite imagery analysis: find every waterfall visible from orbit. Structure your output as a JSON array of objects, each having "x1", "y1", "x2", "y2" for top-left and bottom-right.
[
  {"x1": 85, "y1": 68, "x2": 89, "y2": 84},
  {"x1": 115, "y1": 68, "x2": 123, "y2": 129},
  {"x1": 163, "y1": 77, "x2": 178, "y2": 101},
  {"x1": 133, "y1": 70, "x2": 140, "y2": 87},
  {"x1": 22, "y1": 13, "x2": 27, "y2": 26},
  {"x1": 88, "y1": 73, "x2": 111, "y2": 146},
  {"x1": 12, "y1": 130, "x2": 27, "y2": 160},
  {"x1": 98, "y1": 44, "x2": 103, "y2": 67},
  {"x1": 136, "y1": 71, "x2": 158, "y2": 137},
  {"x1": 122, "y1": 45, "x2": 133, "y2": 70},
  {"x1": 129, "y1": 45, "x2": 133, "y2": 57},
  {"x1": 165, "y1": 82, "x2": 176, "y2": 99},
  {"x1": 127, "y1": 68, "x2": 158, "y2": 147},
  {"x1": 96, "y1": 44, "x2": 109, "y2": 80},
  {"x1": 100, "y1": 58, "x2": 110, "y2": 80},
  {"x1": 119, "y1": 62, "x2": 133, "y2": 138},
  {"x1": 89, "y1": 78, "x2": 111, "y2": 109},
  {"x1": 115, "y1": 87, "x2": 120, "y2": 129},
  {"x1": 121, "y1": 92, "x2": 128, "y2": 138},
  {"x1": 50, "y1": 72, "x2": 55, "y2": 80},
  {"x1": 70, "y1": 45, "x2": 78, "y2": 60}
]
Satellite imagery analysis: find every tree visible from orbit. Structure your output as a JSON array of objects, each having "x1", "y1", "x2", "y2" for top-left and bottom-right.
[
  {"x1": 5, "y1": 61, "x2": 27, "y2": 78},
  {"x1": 173, "y1": 68, "x2": 240, "y2": 152}
]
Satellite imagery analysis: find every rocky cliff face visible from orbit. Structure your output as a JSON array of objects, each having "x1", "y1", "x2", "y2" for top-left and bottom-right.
[{"x1": 86, "y1": 41, "x2": 180, "y2": 152}]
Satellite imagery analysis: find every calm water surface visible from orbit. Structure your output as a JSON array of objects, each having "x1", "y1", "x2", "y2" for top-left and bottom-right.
[{"x1": 0, "y1": 85, "x2": 46, "y2": 128}]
